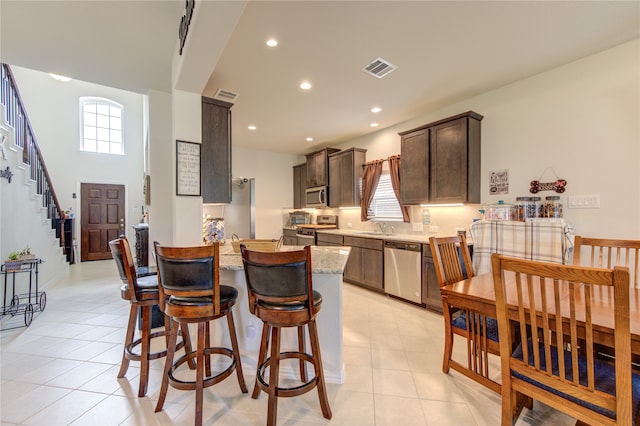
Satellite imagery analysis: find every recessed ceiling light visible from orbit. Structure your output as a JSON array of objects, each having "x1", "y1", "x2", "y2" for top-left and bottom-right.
[
  {"x1": 370, "y1": 123, "x2": 379, "y2": 128},
  {"x1": 371, "y1": 106, "x2": 382, "y2": 113},
  {"x1": 306, "y1": 137, "x2": 313, "y2": 142},
  {"x1": 49, "y1": 73, "x2": 71, "y2": 82},
  {"x1": 248, "y1": 125, "x2": 257, "y2": 130},
  {"x1": 266, "y1": 39, "x2": 278, "y2": 47},
  {"x1": 300, "y1": 81, "x2": 312, "y2": 90}
]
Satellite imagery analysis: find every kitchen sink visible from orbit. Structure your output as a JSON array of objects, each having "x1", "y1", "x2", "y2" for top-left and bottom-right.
[{"x1": 354, "y1": 231, "x2": 391, "y2": 236}]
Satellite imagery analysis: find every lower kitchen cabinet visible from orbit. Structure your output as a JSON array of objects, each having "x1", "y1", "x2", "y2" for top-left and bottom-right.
[
  {"x1": 422, "y1": 242, "x2": 474, "y2": 313},
  {"x1": 316, "y1": 233, "x2": 343, "y2": 246},
  {"x1": 343, "y1": 236, "x2": 383, "y2": 292},
  {"x1": 282, "y1": 228, "x2": 298, "y2": 246},
  {"x1": 421, "y1": 244, "x2": 441, "y2": 313}
]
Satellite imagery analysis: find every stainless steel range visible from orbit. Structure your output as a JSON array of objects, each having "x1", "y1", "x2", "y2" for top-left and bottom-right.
[{"x1": 295, "y1": 215, "x2": 338, "y2": 246}]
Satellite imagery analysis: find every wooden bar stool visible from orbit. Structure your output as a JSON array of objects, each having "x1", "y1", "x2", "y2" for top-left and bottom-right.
[
  {"x1": 154, "y1": 242, "x2": 247, "y2": 426},
  {"x1": 240, "y1": 244, "x2": 331, "y2": 426},
  {"x1": 109, "y1": 236, "x2": 192, "y2": 397}
]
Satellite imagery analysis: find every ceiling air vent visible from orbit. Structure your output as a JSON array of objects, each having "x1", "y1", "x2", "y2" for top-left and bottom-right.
[
  {"x1": 213, "y1": 88, "x2": 239, "y2": 103},
  {"x1": 361, "y1": 57, "x2": 397, "y2": 79}
]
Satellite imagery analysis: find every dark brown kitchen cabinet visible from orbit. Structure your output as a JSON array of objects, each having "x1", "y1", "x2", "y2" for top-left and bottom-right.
[
  {"x1": 306, "y1": 148, "x2": 340, "y2": 188},
  {"x1": 343, "y1": 236, "x2": 384, "y2": 292},
  {"x1": 201, "y1": 96, "x2": 233, "y2": 203},
  {"x1": 421, "y1": 243, "x2": 441, "y2": 313},
  {"x1": 133, "y1": 224, "x2": 149, "y2": 268},
  {"x1": 399, "y1": 111, "x2": 483, "y2": 205},
  {"x1": 399, "y1": 128, "x2": 429, "y2": 204},
  {"x1": 282, "y1": 228, "x2": 298, "y2": 246},
  {"x1": 328, "y1": 148, "x2": 366, "y2": 207},
  {"x1": 429, "y1": 114, "x2": 482, "y2": 204},
  {"x1": 293, "y1": 163, "x2": 307, "y2": 209},
  {"x1": 316, "y1": 232, "x2": 343, "y2": 246},
  {"x1": 421, "y1": 242, "x2": 473, "y2": 313}
]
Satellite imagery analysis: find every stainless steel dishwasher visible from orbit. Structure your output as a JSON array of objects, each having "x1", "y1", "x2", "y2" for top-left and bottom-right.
[{"x1": 384, "y1": 240, "x2": 422, "y2": 303}]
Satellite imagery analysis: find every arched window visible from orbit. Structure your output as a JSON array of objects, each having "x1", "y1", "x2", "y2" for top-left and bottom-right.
[{"x1": 80, "y1": 97, "x2": 123, "y2": 154}]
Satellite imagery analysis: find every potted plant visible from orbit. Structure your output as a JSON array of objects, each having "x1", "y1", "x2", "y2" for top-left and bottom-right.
[
  {"x1": 4, "y1": 250, "x2": 23, "y2": 272},
  {"x1": 18, "y1": 246, "x2": 35, "y2": 261}
]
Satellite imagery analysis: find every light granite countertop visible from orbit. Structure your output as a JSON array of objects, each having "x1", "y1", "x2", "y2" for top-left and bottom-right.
[
  {"x1": 316, "y1": 228, "x2": 438, "y2": 244},
  {"x1": 219, "y1": 243, "x2": 351, "y2": 274}
]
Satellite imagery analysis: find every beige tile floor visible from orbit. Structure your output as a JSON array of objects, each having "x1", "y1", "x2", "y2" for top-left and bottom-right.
[{"x1": 0, "y1": 260, "x2": 576, "y2": 425}]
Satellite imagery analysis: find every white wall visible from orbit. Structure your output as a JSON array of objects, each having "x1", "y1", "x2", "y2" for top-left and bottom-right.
[
  {"x1": 232, "y1": 145, "x2": 302, "y2": 239},
  {"x1": 147, "y1": 89, "x2": 174, "y2": 249},
  {"x1": 10, "y1": 67, "x2": 146, "y2": 249},
  {"x1": 328, "y1": 39, "x2": 640, "y2": 239},
  {"x1": 170, "y1": 90, "x2": 202, "y2": 246}
]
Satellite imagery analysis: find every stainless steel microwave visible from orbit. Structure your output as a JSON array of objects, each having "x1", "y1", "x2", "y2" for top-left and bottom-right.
[{"x1": 305, "y1": 186, "x2": 327, "y2": 208}]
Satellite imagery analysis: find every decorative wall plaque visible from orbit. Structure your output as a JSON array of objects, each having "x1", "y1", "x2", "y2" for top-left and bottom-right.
[{"x1": 176, "y1": 140, "x2": 201, "y2": 196}]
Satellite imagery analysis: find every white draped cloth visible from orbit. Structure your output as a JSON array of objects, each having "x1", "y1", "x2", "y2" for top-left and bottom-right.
[{"x1": 470, "y1": 220, "x2": 574, "y2": 275}]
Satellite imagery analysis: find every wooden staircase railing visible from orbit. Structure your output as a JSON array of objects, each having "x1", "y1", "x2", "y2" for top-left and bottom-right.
[{"x1": 1, "y1": 63, "x2": 68, "y2": 258}]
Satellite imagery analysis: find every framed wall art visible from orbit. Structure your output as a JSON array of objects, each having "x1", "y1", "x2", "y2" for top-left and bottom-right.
[{"x1": 176, "y1": 140, "x2": 201, "y2": 196}]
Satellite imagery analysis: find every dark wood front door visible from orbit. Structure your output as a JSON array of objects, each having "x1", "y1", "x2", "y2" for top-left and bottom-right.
[{"x1": 81, "y1": 183, "x2": 125, "y2": 261}]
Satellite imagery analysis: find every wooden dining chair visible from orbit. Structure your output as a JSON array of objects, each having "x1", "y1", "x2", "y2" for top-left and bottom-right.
[
  {"x1": 573, "y1": 236, "x2": 640, "y2": 287},
  {"x1": 429, "y1": 234, "x2": 501, "y2": 394},
  {"x1": 574, "y1": 236, "x2": 640, "y2": 362},
  {"x1": 491, "y1": 253, "x2": 639, "y2": 425}
]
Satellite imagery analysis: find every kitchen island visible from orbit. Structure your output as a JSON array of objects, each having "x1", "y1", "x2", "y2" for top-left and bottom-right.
[{"x1": 211, "y1": 244, "x2": 350, "y2": 384}]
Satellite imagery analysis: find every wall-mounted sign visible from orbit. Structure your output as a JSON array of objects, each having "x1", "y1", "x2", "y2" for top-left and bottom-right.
[
  {"x1": 176, "y1": 140, "x2": 201, "y2": 196},
  {"x1": 489, "y1": 169, "x2": 509, "y2": 195},
  {"x1": 178, "y1": 0, "x2": 195, "y2": 55}
]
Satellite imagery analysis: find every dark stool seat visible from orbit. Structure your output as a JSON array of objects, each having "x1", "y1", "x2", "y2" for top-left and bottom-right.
[
  {"x1": 256, "y1": 290, "x2": 322, "y2": 311},
  {"x1": 168, "y1": 284, "x2": 238, "y2": 310},
  {"x1": 154, "y1": 242, "x2": 247, "y2": 426},
  {"x1": 119, "y1": 274, "x2": 158, "y2": 301},
  {"x1": 109, "y1": 237, "x2": 192, "y2": 398},
  {"x1": 241, "y1": 245, "x2": 332, "y2": 426}
]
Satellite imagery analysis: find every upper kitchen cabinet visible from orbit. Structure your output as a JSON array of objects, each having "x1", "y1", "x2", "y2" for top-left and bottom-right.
[
  {"x1": 293, "y1": 163, "x2": 307, "y2": 209},
  {"x1": 430, "y1": 113, "x2": 482, "y2": 204},
  {"x1": 201, "y1": 96, "x2": 232, "y2": 204},
  {"x1": 399, "y1": 111, "x2": 483, "y2": 205},
  {"x1": 399, "y1": 128, "x2": 429, "y2": 204},
  {"x1": 328, "y1": 148, "x2": 366, "y2": 208},
  {"x1": 306, "y1": 147, "x2": 340, "y2": 188}
]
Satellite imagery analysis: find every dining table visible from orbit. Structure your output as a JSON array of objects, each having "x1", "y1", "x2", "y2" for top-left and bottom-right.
[{"x1": 440, "y1": 271, "x2": 640, "y2": 356}]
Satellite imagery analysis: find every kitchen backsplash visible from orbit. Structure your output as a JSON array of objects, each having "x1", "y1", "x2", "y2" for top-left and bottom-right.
[{"x1": 283, "y1": 204, "x2": 482, "y2": 237}]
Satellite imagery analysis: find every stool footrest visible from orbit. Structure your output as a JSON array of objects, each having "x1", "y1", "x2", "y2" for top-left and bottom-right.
[
  {"x1": 124, "y1": 330, "x2": 185, "y2": 362},
  {"x1": 256, "y1": 351, "x2": 319, "y2": 398},
  {"x1": 168, "y1": 347, "x2": 237, "y2": 391}
]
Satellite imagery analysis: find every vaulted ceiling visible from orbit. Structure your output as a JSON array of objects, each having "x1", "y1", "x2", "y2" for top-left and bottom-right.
[{"x1": 1, "y1": 1, "x2": 638, "y2": 154}]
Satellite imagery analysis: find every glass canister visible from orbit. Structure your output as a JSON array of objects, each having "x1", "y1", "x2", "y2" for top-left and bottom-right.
[
  {"x1": 544, "y1": 196, "x2": 563, "y2": 218},
  {"x1": 484, "y1": 200, "x2": 516, "y2": 221},
  {"x1": 529, "y1": 196, "x2": 542, "y2": 219},
  {"x1": 515, "y1": 197, "x2": 529, "y2": 222}
]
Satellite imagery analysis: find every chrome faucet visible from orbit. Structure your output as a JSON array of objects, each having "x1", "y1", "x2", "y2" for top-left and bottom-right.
[{"x1": 375, "y1": 222, "x2": 386, "y2": 234}]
